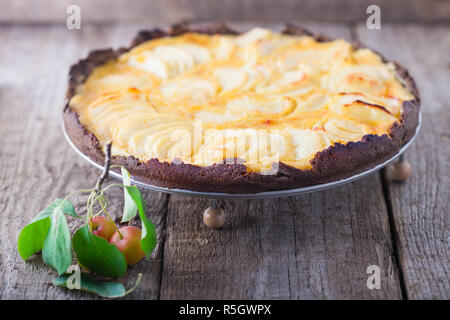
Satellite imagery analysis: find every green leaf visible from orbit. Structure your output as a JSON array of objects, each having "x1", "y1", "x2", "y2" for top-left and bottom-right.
[
  {"x1": 73, "y1": 225, "x2": 127, "y2": 278},
  {"x1": 17, "y1": 216, "x2": 51, "y2": 261},
  {"x1": 18, "y1": 199, "x2": 76, "y2": 261},
  {"x1": 53, "y1": 272, "x2": 126, "y2": 298},
  {"x1": 121, "y1": 166, "x2": 137, "y2": 222},
  {"x1": 59, "y1": 199, "x2": 82, "y2": 218},
  {"x1": 124, "y1": 186, "x2": 157, "y2": 258},
  {"x1": 17, "y1": 216, "x2": 50, "y2": 260},
  {"x1": 42, "y1": 206, "x2": 72, "y2": 275}
]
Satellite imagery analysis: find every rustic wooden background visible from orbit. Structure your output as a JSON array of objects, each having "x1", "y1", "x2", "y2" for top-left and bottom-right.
[
  {"x1": 0, "y1": 1, "x2": 449, "y2": 300},
  {"x1": 2, "y1": 0, "x2": 450, "y2": 23}
]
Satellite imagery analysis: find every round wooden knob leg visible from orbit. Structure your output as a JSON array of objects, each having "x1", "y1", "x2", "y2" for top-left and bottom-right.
[
  {"x1": 389, "y1": 159, "x2": 412, "y2": 182},
  {"x1": 203, "y1": 207, "x2": 226, "y2": 229}
]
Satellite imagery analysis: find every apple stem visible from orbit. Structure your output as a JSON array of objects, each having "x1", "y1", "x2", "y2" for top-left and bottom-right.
[
  {"x1": 86, "y1": 191, "x2": 96, "y2": 232},
  {"x1": 95, "y1": 141, "x2": 112, "y2": 195},
  {"x1": 90, "y1": 141, "x2": 123, "y2": 239},
  {"x1": 97, "y1": 194, "x2": 123, "y2": 239},
  {"x1": 124, "y1": 273, "x2": 143, "y2": 296}
]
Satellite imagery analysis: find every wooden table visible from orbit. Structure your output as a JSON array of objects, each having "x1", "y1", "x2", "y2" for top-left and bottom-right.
[{"x1": 0, "y1": 21, "x2": 448, "y2": 300}]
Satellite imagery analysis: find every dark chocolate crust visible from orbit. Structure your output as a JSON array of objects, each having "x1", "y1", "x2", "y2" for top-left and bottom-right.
[{"x1": 63, "y1": 23, "x2": 420, "y2": 194}]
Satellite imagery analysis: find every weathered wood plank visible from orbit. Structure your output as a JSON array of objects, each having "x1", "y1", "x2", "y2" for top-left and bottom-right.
[
  {"x1": 160, "y1": 176, "x2": 402, "y2": 299},
  {"x1": 0, "y1": 26, "x2": 168, "y2": 299},
  {"x1": 356, "y1": 24, "x2": 450, "y2": 299},
  {"x1": 158, "y1": 23, "x2": 402, "y2": 300},
  {"x1": 1, "y1": 0, "x2": 449, "y2": 24}
]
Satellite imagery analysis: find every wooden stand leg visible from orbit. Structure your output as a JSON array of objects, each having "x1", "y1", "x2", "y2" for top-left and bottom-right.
[
  {"x1": 389, "y1": 154, "x2": 412, "y2": 182},
  {"x1": 203, "y1": 199, "x2": 226, "y2": 229}
]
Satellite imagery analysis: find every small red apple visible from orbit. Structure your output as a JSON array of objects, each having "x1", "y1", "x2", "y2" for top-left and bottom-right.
[
  {"x1": 91, "y1": 217, "x2": 116, "y2": 240},
  {"x1": 109, "y1": 226, "x2": 145, "y2": 265}
]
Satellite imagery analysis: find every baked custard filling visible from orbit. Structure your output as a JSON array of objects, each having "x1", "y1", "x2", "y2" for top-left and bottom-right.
[{"x1": 69, "y1": 28, "x2": 415, "y2": 173}]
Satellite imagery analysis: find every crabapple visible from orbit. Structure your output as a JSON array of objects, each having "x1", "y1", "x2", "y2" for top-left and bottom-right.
[
  {"x1": 91, "y1": 217, "x2": 116, "y2": 240},
  {"x1": 109, "y1": 226, "x2": 145, "y2": 265}
]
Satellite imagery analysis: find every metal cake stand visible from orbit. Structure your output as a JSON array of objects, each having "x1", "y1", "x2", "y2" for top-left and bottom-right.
[{"x1": 62, "y1": 112, "x2": 421, "y2": 227}]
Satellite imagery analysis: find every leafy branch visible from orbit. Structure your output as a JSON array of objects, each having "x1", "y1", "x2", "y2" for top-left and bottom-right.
[{"x1": 17, "y1": 142, "x2": 157, "y2": 298}]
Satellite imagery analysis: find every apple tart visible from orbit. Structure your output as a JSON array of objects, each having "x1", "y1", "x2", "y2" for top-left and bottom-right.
[{"x1": 64, "y1": 24, "x2": 420, "y2": 193}]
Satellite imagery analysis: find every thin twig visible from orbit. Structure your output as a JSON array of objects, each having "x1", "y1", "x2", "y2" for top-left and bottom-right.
[{"x1": 95, "y1": 141, "x2": 112, "y2": 194}]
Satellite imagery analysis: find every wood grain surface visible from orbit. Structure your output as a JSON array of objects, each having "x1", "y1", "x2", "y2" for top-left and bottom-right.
[
  {"x1": 0, "y1": 21, "x2": 448, "y2": 299},
  {"x1": 160, "y1": 176, "x2": 402, "y2": 299},
  {"x1": 0, "y1": 25, "x2": 167, "y2": 299},
  {"x1": 356, "y1": 25, "x2": 450, "y2": 299}
]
